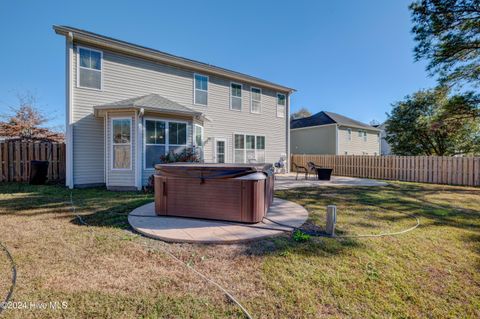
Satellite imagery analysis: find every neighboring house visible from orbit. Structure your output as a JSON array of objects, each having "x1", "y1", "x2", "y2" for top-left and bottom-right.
[
  {"x1": 54, "y1": 26, "x2": 294, "y2": 190},
  {"x1": 373, "y1": 122, "x2": 392, "y2": 155},
  {"x1": 290, "y1": 111, "x2": 381, "y2": 155}
]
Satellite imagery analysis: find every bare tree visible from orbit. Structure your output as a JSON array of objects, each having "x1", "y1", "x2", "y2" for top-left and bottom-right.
[
  {"x1": 290, "y1": 107, "x2": 312, "y2": 120},
  {"x1": 0, "y1": 93, "x2": 64, "y2": 142}
]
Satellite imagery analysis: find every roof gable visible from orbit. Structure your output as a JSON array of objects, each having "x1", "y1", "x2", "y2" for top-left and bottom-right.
[{"x1": 53, "y1": 25, "x2": 294, "y2": 93}]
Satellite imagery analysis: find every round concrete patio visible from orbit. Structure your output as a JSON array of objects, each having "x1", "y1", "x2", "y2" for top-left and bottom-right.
[{"x1": 128, "y1": 198, "x2": 308, "y2": 244}]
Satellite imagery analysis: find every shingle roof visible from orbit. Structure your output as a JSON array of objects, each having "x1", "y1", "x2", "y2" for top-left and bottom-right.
[
  {"x1": 290, "y1": 111, "x2": 335, "y2": 129},
  {"x1": 94, "y1": 93, "x2": 202, "y2": 116},
  {"x1": 291, "y1": 111, "x2": 380, "y2": 131}
]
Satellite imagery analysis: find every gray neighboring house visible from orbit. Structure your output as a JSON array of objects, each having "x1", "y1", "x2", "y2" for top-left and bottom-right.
[
  {"x1": 54, "y1": 26, "x2": 294, "y2": 190},
  {"x1": 290, "y1": 111, "x2": 381, "y2": 155}
]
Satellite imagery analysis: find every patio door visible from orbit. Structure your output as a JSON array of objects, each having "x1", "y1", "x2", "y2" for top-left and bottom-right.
[{"x1": 215, "y1": 139, "x2": 226, "y2": 163}]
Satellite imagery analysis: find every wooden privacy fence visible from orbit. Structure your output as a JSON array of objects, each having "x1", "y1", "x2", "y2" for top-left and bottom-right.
[
  {"x1": 291, "y1": 154, "x2": 480, "y2": 187},
  {"x1": 0, "y1": 141, "x2": 65, "y2": 183}
]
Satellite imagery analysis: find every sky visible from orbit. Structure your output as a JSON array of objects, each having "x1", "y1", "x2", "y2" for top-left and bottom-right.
[{"x1": 0, "y1": 0, "x2": 437, "y2": 129}]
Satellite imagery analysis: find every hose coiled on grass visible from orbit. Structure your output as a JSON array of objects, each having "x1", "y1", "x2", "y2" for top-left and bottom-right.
[{"x1": 0, "y1": 241, "x2": 17, "y2": 315}]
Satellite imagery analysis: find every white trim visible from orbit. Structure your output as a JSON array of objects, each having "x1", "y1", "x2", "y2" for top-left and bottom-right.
[
  {"x1": 276, "y1": 92, "x2": 286, "y2": 118},
  {"x1": 286, "y1": 93, "x2": 290, "y2": 173},
  {"x1": 143, "y1": 117, "x2": 190, "y2": 170},
  {"x1": 193, "y1": 73, "x2": 208, "y2": 106},
  {"x1": 232, "y1": 133, "x2": 266, "y2": 163},
  {"x1": 76, "y1": 45, "x2": 103, "y2": 91},
  {"x1": 214, "y1": 138, "x2": 227, "y2": 163},
  {"x1": 193, "y1": 124, "x2": 204, "y2": 161},
  {"x1": 104, "y1": 111, "x2": 108, "y2": 185},
  {"x1": 110, "y1": 117, "x2": 133, "y2": 171},
  {"x1": 135, "y1": 110, "x2": 143, "y2": 190},
  {"x1": 250, "y1": 87, "x2": 262, "y2": 114},
  {"x1": 66, "y1": 33, "x2": 74, "y2": 189},
  {"x1": 229, "y1": 82, "x2": 242, "y2": 111}
]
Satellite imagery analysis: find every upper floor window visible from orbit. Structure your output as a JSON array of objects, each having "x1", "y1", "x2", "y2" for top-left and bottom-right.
[
  {"x1": 347, "y1": 128, "x2": 352, "y2": 141},
  {"x1": 78, "y1": 47, "x2": 102, "y2": 90},
  {"x1": 230, "y1": 83, "x2": 242, "y2": 111},
  {"x1": 277, "y1": 93, "x2": 286, "y2": 118},
  {"x1": 363, "y1": 131, "x2": 367, "y2": 142},
  {"x1": 250, "y1": 87, "x2": 262, "y2": 113},
  {"x1": 194, "y1": 74, "x2": 208, "y2": 106}
]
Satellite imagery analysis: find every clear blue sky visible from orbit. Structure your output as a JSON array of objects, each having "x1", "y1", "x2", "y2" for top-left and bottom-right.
[{"x1": 0, "y1": 0, "x2": 436, "y2": 129}]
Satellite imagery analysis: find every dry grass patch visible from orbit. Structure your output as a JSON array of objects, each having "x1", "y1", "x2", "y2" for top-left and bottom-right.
[{"x1": 0, "y1": 182, "x2": 479, "y2": 318}]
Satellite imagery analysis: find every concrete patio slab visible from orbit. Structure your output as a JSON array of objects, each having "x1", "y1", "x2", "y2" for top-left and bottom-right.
[
  {"x1": 275, "y1": 173, "x2": 388, "y2": 190},
  {"x1": 128, "y1": 198, "x2": 308, "y2": 244}
]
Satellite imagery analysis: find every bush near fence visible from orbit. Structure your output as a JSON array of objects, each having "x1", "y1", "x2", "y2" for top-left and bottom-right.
[
  {"x1": 0, "y1": 141, "x2": 65, "y2": 183},
  {"x1": 291, "y1": 154, "x2": 480, "y2": 187}
]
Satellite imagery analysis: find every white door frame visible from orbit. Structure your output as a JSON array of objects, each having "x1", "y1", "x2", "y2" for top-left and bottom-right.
[{"x1": 214, "y1": 138, "x2": 227, "y2": 163}]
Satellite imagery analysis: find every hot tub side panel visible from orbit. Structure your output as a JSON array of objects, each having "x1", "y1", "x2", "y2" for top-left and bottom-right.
[{"x1": 154, "y1": 175, "x2": 268, "y2": 223}]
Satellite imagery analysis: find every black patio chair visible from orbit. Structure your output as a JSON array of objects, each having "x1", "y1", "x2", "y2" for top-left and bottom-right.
[
  {"x1": 293, "y1": 162, "x2": 309, "y2": 180},
  {"x1": 307, "y1": 162, "x2": 319, "y2": 179}
]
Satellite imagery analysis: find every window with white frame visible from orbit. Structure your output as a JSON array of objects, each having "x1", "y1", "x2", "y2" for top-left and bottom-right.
[
  {"x1": 347, "y1": 128, "x2": 352, "y2": 141},
  {"x1": 144, "y1": 119, "x2": 187, "y2": 169},
  {"x1": 377, "y1": 132, "x2": 380, "y2": 143},
  {"x1": 112, "y1": 118, "x2": 131, "y2": 169},
  {"x1": 78, "y1": 47, "x2": 102, "y2": 90},
  {"x1": 358, "y1": 130, "x2": 363, "y2": 137},
  {"x1": 230, "y1": 83, "x2": 242, "y2": 111},
  {"x1": 363, "y1": 131, "x2": 367, "y2": 142},
  {"x1": 194, "y1": 74, "x2": 208, "y2": 105},
  {"x1": 250, "y1": 87, "x2": 261, "y2": 113},
  {"x1": 194, "y1": 124, "x2": 204, "y2": 160},
  {"x1": 277, "y1": 93, "x2": 286, "y2": 117},
  {"x1": 234, "y1": 133, "x2": 266, "y2": 163}
]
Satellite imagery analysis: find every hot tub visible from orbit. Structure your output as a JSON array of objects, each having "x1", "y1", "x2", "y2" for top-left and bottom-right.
[{"x1": 154, "y1": 163, "x2": 274, "y2": 223}]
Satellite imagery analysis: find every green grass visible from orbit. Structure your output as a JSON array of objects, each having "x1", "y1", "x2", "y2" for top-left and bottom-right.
[{"x1": 0, "y1": 182, "x2": 478, "y2": 318}]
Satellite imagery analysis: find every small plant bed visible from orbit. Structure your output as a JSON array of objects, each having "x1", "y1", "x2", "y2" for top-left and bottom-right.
[{"x1": 0, "y1": 182, "x2": 478, "y2": 318}]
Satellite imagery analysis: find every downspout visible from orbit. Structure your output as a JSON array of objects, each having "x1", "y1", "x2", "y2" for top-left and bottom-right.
[
  {"x1": 104, "y1": 110, "x2": 108, "y2": 186},
  {"x1": 66, "y1": 32, "x2": 74, "y2": 189},
  {"x1": 136, "y1": 108, "x2": 144, "y2": 190},
  {"x1": 286, "y1": 93, "x2": 291, "y2": 173}
]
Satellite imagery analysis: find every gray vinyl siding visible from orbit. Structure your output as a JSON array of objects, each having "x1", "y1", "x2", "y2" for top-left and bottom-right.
[
  {"x1": 337, "y1": 126, "x2": 380, "y2": 155},
  {"x1": 71, "y1": 42, "x2": 288, "y2": 187},
  {"x1": 290, "y1": 125, "x2": 337, "y2": 155}
]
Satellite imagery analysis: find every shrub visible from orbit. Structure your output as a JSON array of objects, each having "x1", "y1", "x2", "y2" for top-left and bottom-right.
[{"x1": 159, "y1": 148, "x2": 200, "y2": 163}]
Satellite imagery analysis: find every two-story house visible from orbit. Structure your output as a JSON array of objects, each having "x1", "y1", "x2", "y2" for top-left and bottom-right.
[
  {"x1": 54, "y1": 26, "x2": 294, "y2": 190},
  {"x1": 290, "y1": 111, "x2": 381, "y2": 155}
]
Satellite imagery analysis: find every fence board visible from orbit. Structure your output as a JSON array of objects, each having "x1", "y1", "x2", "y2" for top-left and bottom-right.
[
  {"x1": 0, "y1": 142, "x2": 65, "y2": 183},
  {"x1": 291, "y1": 154, "x2": 480, "y2": 187}
]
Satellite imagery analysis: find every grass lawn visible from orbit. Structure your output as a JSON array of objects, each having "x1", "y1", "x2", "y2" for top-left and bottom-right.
[{"x1": 0, "y1": 182, "x2": 479, "y2": 318}]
